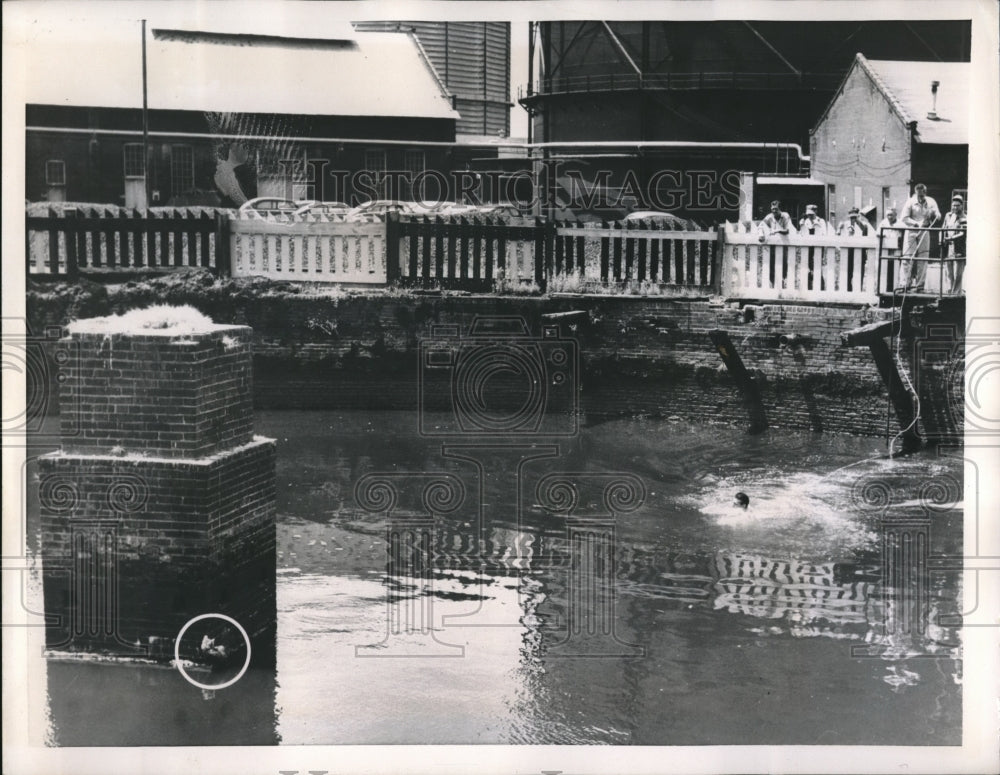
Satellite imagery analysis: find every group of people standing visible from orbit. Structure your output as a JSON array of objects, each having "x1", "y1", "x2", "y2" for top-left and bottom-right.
[{"x1": 756, "y1": 183, "x2": 967, "y2": 294}]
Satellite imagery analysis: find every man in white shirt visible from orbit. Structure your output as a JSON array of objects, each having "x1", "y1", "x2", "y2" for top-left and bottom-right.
[
  {"x1": 836, "y1": 207, "x2": 873, "y2": 236},
  {"x1": 797, "y1": 204, "x2": 828, "y2": 236},
  {"x1": 899, "y1": 183, "x2": 941, "y2": 292},
  {"x1": 757, "y1": 200, "x2": 796, "y2": 242},
  {"x1": 877, "y1": 207, "x2": 902, "y2": 251},
  {"x1": 878, "y1": 207, "x2": 904, "y2": 289},
  {"x1": 941, "y1": 194, "x2": 967, "y2": 294}
]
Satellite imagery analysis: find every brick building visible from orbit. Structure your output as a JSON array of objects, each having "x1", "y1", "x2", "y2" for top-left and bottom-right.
[
  {"x1": 25, "y1": 23, "x2": 460, "y2": 207},
  {"x1": 810, "y1": 54, "x2": 969, "y2": 225}
]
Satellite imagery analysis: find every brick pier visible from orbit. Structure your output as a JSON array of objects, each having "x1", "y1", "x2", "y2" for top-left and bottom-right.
[{"x1": 38, "y1": 322, "x2": 277, "y2": 662}]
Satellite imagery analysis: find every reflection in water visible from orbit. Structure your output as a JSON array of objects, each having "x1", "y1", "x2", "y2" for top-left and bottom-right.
[
  {"x1": 35, "y1": 411, "x2": 962, "y2": 746},
  {"x1": 45, "y1": 658, "x2": 279, "y2": 746}
]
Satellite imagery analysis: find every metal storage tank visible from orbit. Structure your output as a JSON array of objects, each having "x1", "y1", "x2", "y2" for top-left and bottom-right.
[
  {"x1": 523, "y1": 21, "x2": 971, "y2": 148},
  {"x1": 519, "y1": 20, "x2": 971, "y2": 221}
]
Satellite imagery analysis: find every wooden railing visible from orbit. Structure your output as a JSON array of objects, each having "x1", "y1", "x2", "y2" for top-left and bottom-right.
[
  {"x1": 229, "y1": 212, "x2": 385, "y2": 284},
  {"x1": 386, "y1": 216, "x2": 720, "y2": 294},
  {"x1": 27, "y1": 205, "x2": 911, "y2": 306},
  {"x1": 388, "y1": 215, "x2": 547, "y2": 291},
  {"x1": 26, "y1": 207, "x2": 228, "y2": 276},
  {"x1": 720, "y1": 228, "x2": 880, "y2": 304},
  {"x1": 550, "y1": 222, "x2": 720, "y2": 293}
]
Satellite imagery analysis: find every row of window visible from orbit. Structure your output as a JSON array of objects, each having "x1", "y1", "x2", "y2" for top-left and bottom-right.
[
  {"x1": 45, "y1": 144, "x2": 195, "y2": 193},
  {"x1": 125, "y1": 143, "x2": 194, "y2": 195},
  {"x1": 362, "y1": 149, "x2": 426, "y2": 197},
  {"x1": 45, "y1": 146, "x2": 427, "y2": 195},
  {"x1": 363, "y1": 149, "x2": 426, "y2": 176}
]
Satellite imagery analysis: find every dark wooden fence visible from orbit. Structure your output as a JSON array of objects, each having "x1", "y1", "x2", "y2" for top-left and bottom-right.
[
  {"x1": 387, "y1": 214, "x2": 552, "y2": 291},
  {"x1": 550, "y1": 221, "x2": 721, "y2": 292},
  {"x1": 26, "y1": 208, "x2": 230, "y2": 277},
  {"x1": 24, "y1": 207, "x2": 739, "y2": 300},
  {"x1": 386, "y1": 215, "x2": 721, "y2": 294}
]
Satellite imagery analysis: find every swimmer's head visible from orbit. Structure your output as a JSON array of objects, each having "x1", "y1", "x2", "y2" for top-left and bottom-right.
[{"x1": 733, "y1": 492, "x2": 750, "y2": 509}]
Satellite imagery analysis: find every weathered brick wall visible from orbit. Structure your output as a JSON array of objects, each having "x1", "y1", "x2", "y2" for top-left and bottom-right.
[
  {"x1": 810, "y1": 62, "x2": 912, "y2": 220},
  {"x1": 39, "y1": 442, "x2": 276, "y2": 654},
  {"x1": 59, "y1": 328, "x2": 254, "y2": 458},
  {"x1": 38, "y1": 326, "x2": 276, "y2": 659},
  {"x1": 27, "y1": 285, "x2": 964, "y2": 440},
  {"x1": 241, "y1": 295, "x2": 901, "y2": 436}
]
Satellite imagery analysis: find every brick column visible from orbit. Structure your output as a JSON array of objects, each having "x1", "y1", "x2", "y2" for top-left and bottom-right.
[{"x1": 38, "y1": 323, "x2": 276, "y2": 662}]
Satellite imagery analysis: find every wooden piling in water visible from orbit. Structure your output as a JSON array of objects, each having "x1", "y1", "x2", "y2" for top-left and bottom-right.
[{"x1": 708, "y1": 329, "x2": 769, "y2": 435}]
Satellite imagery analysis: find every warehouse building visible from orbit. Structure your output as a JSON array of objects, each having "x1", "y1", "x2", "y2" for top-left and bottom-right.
[{"x1": 25, "y1": 23, "x2": 459, "y2": 207}]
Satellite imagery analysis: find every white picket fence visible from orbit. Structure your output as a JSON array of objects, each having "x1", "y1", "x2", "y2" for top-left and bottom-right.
[
  {"x1": 229, "y1": 212, "x2": 386, "y2": 283},
  {"x1": 27, "y1": 205, "x2": 899, "y2": 305},
  {"x1": 720, "y1": 229, "x2": 880, "y2": 304}
]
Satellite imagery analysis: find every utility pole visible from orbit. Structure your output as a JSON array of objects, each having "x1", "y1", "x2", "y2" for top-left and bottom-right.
[{"x1": 142, "y1": 19, "x2": 151, "y2": 209}]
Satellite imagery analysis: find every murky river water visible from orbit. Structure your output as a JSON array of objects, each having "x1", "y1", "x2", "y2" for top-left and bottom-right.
[{"x1": 33, "y1": 411, "x2": 963, "y2": 746}]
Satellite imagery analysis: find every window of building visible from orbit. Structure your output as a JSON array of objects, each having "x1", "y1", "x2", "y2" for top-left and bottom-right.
[
  {"x1": 170, "y1": 145, "x2": 195, "y2": 195},
  {"x1": 403, "y1": 150, "x2": 425, "y2": 200},
  {"x1": 123, "y1": 143, "x2": 146, "y2": 178},
  {"x1": 826, "y1": 184, "x2": 836, "y2": 222},
  {"x1": 404, "y1": 151, "x2": 425, "y2": 176},
  {"x1": 45, "y1": 160, "x2": 66, "y2": 186},
  {"x1": 287, "y1": 149, "x2": 312, "y2": 200},
  {"x1": 364, "y1": 149, "x2": 388, "y2": 198}
]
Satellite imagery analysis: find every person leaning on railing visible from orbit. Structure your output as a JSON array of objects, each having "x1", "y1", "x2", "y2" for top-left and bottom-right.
[
  {"x1": 757, "y1": 200, "x2": 796, "y2": 242},
  {"x1": 878, "y1": 207, "x2": 904, "y2": 290},
  {"x1": 877, "y1": 207, "x2": 903, "y2": 254},
  {"x1": 899, "y1": 183, "x2": 941, "y2": 292},
  {"x1": 836, "y1": 207, "x2": 873, "y2": 236},
  {"x1": 797, "y1": 204, "x2": 829, "y2": 236},
  {"x1": 941, "y1": 194, "x2": 967, "y2": 294}
]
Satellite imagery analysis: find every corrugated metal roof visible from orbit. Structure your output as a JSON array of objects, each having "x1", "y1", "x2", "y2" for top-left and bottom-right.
[
  {"x1": 350, "y1": 21, "x2": 510, "y2": 136},
  {"x1": 25, "y1": 26, "x2": 459, "y2": 121},
  {"x1": 861, "y1": 56, "x2": 969, "y2": 145}
]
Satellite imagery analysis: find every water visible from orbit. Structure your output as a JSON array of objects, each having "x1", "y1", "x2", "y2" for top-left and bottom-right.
[{"x1": 33, "y1": 410, "x2": 963, "y2": 746}]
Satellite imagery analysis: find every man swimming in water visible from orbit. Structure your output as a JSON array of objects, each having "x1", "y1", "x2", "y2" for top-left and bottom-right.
[{"x1": 733, "y1": 492, "x2": 750, "y2": 509}]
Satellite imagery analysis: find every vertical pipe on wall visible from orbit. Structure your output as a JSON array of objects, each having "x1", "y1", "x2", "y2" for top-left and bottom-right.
[
  {"x1": 527, "y1": 22, "x2": 534, "y2": 144},
  {"x1": 505, "y1": 23, "x2": 511, "y2": 137}
]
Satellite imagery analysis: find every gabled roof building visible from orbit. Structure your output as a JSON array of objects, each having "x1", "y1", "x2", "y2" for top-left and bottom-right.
[{"x1": 809, "y1": 53, "x2": 969, "y2": 224}]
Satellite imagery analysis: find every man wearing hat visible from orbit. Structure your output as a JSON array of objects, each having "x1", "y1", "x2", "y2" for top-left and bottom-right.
[
  {"x1": 798, "y1": 204, "x2": 829, "y2": 236},
  {"x1": 941, "y1": 194, "x2": 967, "y2": 294},
  {"x1": 757, "y1": 200, "x2": 796, "y2": 242},
  {"x1": 836, "y1": 206, "x2": 873, "y2": 236},
  {"x1": 899, "y1": 183, "x2": 941, "y2": 292}
]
